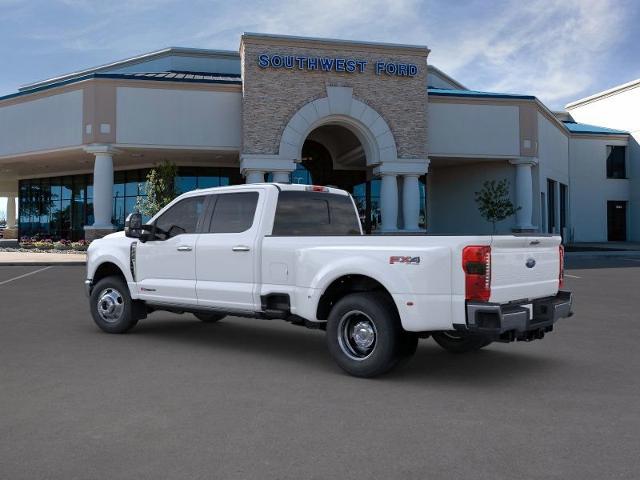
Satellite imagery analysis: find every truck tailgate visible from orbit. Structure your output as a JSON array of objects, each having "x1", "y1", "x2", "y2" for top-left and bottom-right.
[{"x1": 490, "y1": 236, "x2": 561, "y2": 303}]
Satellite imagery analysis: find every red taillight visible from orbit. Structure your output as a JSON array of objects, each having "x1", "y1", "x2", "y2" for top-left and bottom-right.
[
  {"x1": 559, "y1": 244, "x2": 565, "y2": 289},
  {"x1": 463, "y1": 245, "x2": 491, "y2": 301}
]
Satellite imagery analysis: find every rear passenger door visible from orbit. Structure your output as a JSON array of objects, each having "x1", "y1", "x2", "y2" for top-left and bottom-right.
[{"x1": 195, "y1": 190, "x2": 262, "y2": 312}]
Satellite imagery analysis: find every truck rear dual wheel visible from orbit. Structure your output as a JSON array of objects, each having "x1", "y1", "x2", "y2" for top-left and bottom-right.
[
  {"x1": 326, "y1": 293, "x2": 416, "y2": 378},
  {"x1": 432, "y1": 331, "x2": 492, "y2": 353},
  {"x1": 90, "y1": 275, "x2": 139, "y2": 334}
]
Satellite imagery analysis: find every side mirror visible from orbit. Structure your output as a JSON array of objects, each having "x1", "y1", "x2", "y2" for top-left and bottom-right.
[{"x1": 124, "y1": 212, "x2": 143, "y2": 238}]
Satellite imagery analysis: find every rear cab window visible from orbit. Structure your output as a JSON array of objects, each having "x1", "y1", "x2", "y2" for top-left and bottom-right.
[{"x1": 272, "y1": 191, "x2": 361, "y2": 235}]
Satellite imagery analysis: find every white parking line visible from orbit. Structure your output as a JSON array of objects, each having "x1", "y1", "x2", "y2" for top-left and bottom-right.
[
  {"x1": 0, "y1": 266, "x2": 52, "y2": 286},
  {"x1": 565, "y1": 274, "x2": 581, "y2": 279}
]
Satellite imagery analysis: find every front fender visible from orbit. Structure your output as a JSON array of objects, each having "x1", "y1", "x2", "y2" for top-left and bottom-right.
[{"x1": 87, "y1": 239, "x2": 135, "y2": 284}]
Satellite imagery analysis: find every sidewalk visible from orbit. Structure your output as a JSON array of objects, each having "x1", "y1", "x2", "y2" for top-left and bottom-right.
[
  {"x1": 567, "y1": 242, "x2": 640, "y2": 251},
  {"x1": 0, "y1": 251, "x2": 86, "y2": 266}
]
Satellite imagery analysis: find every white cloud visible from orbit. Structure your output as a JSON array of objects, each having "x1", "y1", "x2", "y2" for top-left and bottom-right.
[
  {"x1": 186, "y1": 0, "x2": 633, "y2": 107},
  {"x1": 424, "y1": 0, "x2": 631, "y2": 107},
  {"x1": 190, "y1": 0, "x2": 426, "y2": 47},
  {"x1": 5, "y1": 0, "x2": 635, "y2": 109}
]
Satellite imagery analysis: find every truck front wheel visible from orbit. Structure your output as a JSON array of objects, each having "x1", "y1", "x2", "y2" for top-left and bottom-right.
[
  {"x1": 432, "y1": 331, "x2": 492, "y2": 353},
  {"x1": 326, "y1": 293, "x2": 411, "y2": 378},
  {"x1": 90, "y1": 275, "x2": 139, "y2": 334}
]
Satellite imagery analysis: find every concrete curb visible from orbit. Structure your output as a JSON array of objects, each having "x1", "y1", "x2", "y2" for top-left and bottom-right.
[{"x1": 566, "y1": 251, "x2": 640, "y2": 258}]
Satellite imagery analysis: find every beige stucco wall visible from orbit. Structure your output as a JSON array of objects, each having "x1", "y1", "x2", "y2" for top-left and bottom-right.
[
  {"x1": 0, "y1": 89, "x2": 83, "y2": 157},
  {"x1": 116, "y1": 86, "x2": 242, "y2": 148},
  {"x1": 240, "y1": 35, "x2": 429, "y2": 160},
  {"x1": 427, "y1": 102, "x2": 520, "y2": 157}
]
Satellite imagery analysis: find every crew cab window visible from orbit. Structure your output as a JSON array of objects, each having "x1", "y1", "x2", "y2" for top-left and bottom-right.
[
  {"x1": 208, "y1": 192, "x2": 259, "y2": 233},
  {"x1": 155, "y1": 196, "x2": 206, "y2": 237},
  {"x1": 272, "y1": 191, "x2": 361, "y2": 235}
]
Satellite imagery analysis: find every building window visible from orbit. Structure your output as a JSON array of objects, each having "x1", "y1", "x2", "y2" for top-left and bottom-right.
[
  {"x1": 559, "y1": 183, "x2": 568, "y2": 237},
  {"x1": 606, "y1": 146, "x2": 626, "y2": 179},
  {"x1": 547, "y1": 179, "x2": 556, "y2": 234},
  {"x1": 18, "y1": 166, "x2": 242, "y2": 241},
  {"x1": 540, "y1": 192, "x2": 547, "y2": 232},
  {"x1": 419, "y1": 175, "x2": 427, "y2": 230},
  {"x1": 18, "y1": 175, "x2": 92, "y2": 241}
]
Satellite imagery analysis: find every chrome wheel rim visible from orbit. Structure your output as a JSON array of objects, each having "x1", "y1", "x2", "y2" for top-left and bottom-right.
[
  {"x1": 96, "y1": 287, "x2": 124, "y2": 323},
  {"x1": 338, "y1": 310, "x2": 377, "y2": 361}
]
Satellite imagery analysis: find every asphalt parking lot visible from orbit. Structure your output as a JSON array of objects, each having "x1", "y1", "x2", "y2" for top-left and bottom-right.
[{"x1": 1, "y1": 257, "x2": 639, "y2": 479}]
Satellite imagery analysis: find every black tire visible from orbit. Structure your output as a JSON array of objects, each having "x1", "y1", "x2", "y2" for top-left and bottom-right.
[
  {"x1": 194, "y1": 312, "x2": 226, "y2": 323},
  {"x1": 432, "y1": 331, "x2": 492, "y2": 353},
  {"x1": 90, "y1": 275, "x2": 139, "y2": 334},
  {"x1": 326, "y1": 293, "x2": 406, "y2": 378},
  {"x1": 401, "y1": 332, "x2": 419, "y2": 356},
  {"x1": 395, "y1": 332, "x2": 419, "y2": 369}
]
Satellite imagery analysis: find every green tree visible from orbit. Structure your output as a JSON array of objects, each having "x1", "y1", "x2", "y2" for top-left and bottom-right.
[
  {"x1": 474, "y1": 179, "x2": 520, "y2": 233},
  {"x1": 135, "y1": 161, "x2": 178, "y2": 217}
]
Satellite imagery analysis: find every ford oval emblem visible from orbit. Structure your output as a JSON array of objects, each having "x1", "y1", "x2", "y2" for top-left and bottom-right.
[{"x1": 526, "y1": 258, "x2": 536, "y2": 269}]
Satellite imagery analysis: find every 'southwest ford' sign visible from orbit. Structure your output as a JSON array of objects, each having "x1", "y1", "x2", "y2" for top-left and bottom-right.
[{"x1": 257, "y1": 53, "x2": 418, "y2": 77}]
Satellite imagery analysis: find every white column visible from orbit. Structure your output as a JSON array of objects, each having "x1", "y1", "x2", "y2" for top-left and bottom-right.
[
  {"x1": 402, "y1": 174, "x2": 421, "y2": 231},
  {"x1": 84, "y1": 145, "x2": 117, "y2": 232},
  {"x1": 240, "y1": 154, "x2": 295, "y2": 185},
  {"x1": 272, "y1": 171, "x2": 290, "y2": 183},
  {"x1": 510, "y1": 158, "x2": 538, "y2": 231},
  {"x1": 6, "y1": 195, "x2": 16, "y2": 229},
  {"x1": 92, "y1": 153, "x2": 114, "y2": 228},
  {"x1": 379, "y1": 173, "x2": 399, "y2": 232},
  {"x1": 245, "y1": 170, "x2": 265, "y2": 184}
]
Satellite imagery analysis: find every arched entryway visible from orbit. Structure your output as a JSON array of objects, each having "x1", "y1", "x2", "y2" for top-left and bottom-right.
[
  {"x1": 301, "y1": 124, "x2": 378, "y2": 232},
  {"x1": 245, "y1": 86, "x2": 429, "y2": 231}
]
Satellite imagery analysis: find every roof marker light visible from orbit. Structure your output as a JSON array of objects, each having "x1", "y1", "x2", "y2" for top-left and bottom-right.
[{"x1": 305, "y1": 186, "x2": 329, "y2": 192}]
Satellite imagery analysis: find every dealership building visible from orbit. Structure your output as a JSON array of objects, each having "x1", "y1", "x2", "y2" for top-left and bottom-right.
[{"x1": 0, "y1": 33, "x2": 636, "y2": 242}]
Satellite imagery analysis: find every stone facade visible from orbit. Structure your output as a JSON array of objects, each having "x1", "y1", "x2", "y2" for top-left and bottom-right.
[
  {"x1": 2, "y1": 228, "x2": 18, "y2": 240},
  {"x1": 240, "y1": 34, "x2": 429, "y2": 161}
]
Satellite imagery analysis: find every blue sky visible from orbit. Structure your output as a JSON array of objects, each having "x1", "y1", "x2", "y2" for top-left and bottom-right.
[
  {"x1": 1, "y1": 0, "x2": 640, "y2": 216},
  {"x1": 1, "y1": 0, "x2": 639, "y2": 108}
]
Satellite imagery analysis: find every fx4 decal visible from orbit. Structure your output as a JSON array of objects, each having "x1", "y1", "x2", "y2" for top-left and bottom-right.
[{"x1": 389, "y1": 256, "x2": 421, "y2": 265}]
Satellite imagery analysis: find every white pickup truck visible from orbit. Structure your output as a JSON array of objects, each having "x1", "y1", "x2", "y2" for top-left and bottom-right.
[{"x1": 86, "y1": 183, "x2": 572, "y2": 377}]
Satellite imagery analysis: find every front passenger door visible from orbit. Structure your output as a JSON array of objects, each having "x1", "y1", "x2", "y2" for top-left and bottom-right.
[{"x1": 135, "y1": 195, "x2": 208, "y2": 305}]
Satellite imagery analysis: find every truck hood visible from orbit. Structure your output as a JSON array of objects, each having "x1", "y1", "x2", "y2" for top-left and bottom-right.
[{"x1": 103, "y1": 230, "x2": 126, "y2": 239}]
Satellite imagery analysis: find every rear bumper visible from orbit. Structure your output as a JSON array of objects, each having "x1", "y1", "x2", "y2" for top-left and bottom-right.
[{"x1": 456, "y1": 291, "x2": 573, "y2": 341}]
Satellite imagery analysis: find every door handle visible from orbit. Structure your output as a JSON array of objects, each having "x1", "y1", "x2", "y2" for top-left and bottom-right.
[
  {"x1": 232, "y1": 245, "x2": 250, "y2": 252},
  {"x1": 177, "y1": 245, "x2": 193, "y2": 252}
]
